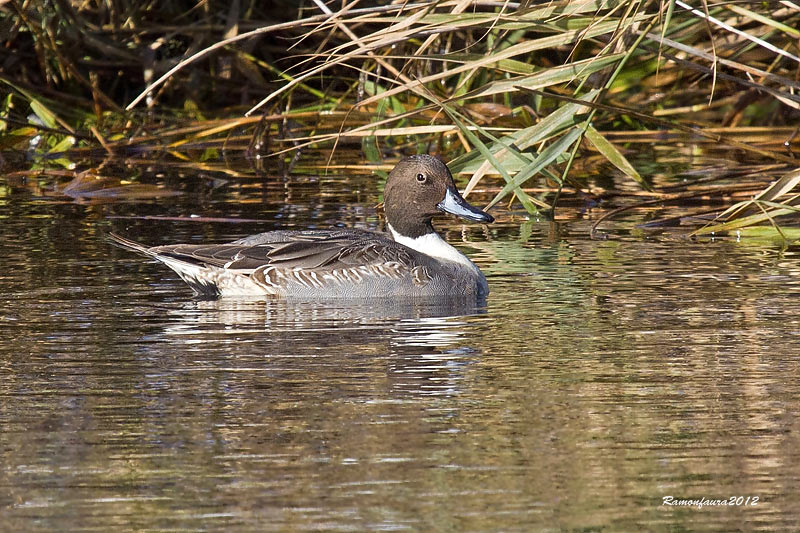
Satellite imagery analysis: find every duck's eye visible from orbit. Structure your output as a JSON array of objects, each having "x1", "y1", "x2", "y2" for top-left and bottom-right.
[{"x1": 416, "y1": 173, "x2": 426, "y2": 183}]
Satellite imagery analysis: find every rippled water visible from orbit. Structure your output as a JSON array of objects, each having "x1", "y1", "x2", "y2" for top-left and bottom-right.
[{"x1": 2, "y1": 159, "x2": 800, "y2": 531}]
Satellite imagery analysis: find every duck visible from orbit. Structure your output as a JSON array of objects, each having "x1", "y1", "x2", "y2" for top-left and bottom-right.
[{"x1": 110, "y1": 154, "x2": 494, "y2": 298}]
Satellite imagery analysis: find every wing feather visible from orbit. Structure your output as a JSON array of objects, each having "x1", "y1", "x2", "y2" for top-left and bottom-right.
[{"x1": 148, "y1": 229, "x2": 418, "y2": 273}]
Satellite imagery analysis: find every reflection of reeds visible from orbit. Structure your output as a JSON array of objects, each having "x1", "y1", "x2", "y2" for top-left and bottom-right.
[{"x1": 2, "y1": 1, "x2": 799, "y2": 234}]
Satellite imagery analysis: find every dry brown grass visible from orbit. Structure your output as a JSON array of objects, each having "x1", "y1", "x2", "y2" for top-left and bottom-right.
[{"x1": 2, "y1": 1, "x2": 799, "y2": 235}]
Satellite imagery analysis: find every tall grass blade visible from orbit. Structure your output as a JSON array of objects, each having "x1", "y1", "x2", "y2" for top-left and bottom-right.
[
  {"x1": 459, "y1": 93, "x2": 598, "y2": 196},
  {"x1": 719, "y1": 169, "x2": 800, "y2": 221},
  {"x1": 436, "y1": 98, "x2": 542, "y2": 214},
  {"x1": 585, "y1": 125, "x2": 646, "y2": 189},
  {"x1": 356, "y1": 16, "x2": 651, "y2": 110},
  {"x1": 692, "y1": 203, "x2": 800, "y2": 236},
  {"x1": 486, "y1": 127, "x2": 584, "y2": 209},
  {"x1": 29, "y1": 100, "x2": 58, "y2": 129}
]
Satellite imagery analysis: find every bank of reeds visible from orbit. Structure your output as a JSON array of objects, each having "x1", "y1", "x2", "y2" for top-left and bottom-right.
[{"x1": 1, "y1": 1, "x2": 799, "y2": 235}]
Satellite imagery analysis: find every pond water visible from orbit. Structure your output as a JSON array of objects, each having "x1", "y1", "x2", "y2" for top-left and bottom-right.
[{"x1": 2, "y1": 155, "x2": 800, "y2": 531}]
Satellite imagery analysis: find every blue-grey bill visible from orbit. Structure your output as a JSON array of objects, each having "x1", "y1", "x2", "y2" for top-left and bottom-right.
[{"x1": 437, "y1": 187, "x2": 494, "y2": 223}]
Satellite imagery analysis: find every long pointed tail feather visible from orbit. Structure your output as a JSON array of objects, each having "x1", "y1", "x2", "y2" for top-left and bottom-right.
[
  {"x1": 109, "y1": 232, "x2": 223, "y2": 296},
  {"x1": 108, "y1": 232, "x2": 157, "y2": 256}
]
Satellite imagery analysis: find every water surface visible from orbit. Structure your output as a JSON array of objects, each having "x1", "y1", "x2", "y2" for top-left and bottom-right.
[{"x1": 2, "y1": 156, "x2": 800, "y2": 531}]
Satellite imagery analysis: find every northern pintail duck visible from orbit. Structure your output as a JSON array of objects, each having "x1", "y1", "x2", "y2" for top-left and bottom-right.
[{"x1": 110, "y1": 155, "x2": 494, "y2": 298}]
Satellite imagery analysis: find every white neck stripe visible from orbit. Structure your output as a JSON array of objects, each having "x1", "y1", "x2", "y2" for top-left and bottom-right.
[{"x1": 387, "y1": 223, "x2": 477, "y2": 270}]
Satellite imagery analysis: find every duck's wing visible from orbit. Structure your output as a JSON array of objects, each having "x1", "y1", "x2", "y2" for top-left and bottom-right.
[{"x1": 112, "y1": 230, "x2": 420, "y2": 273}]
